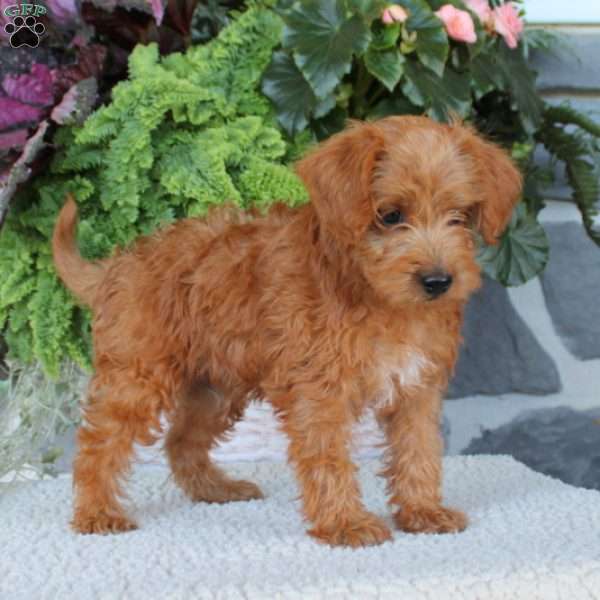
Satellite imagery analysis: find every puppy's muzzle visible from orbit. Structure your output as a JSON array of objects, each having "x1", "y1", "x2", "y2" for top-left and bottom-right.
[{"x1": 420, "y1": 271, "x2": 453, "y2": 299}]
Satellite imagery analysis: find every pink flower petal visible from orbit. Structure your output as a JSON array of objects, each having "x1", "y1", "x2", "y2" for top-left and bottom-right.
[
  {"x1": 493, "y1": 3, "x2": 524, "y2": 49},
  {"x1": 382, "y1": 5, "x2": 408, "y2": 25},
  {"x1": 149, "y1": 0, "x2": 164, "y2": 25},
  {"x1": 464, "y1": 0, "x2": 492, "y2": 25},
  {"x1": 435, "y1": 4, "x2": 477, "y2": 44}
]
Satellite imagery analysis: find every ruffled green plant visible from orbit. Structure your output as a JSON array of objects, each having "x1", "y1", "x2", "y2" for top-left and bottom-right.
[{"x1": 0, "y1": 6, "x2": 307, "y2": 382}]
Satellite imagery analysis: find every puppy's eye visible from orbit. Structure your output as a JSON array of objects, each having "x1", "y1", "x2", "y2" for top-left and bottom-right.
[
  {"x1": 448, "y1": 212, "x2": 466, "y2": 226},
  {"x1": 379, "y1": 210, "x2": 405, "y2": 227}
]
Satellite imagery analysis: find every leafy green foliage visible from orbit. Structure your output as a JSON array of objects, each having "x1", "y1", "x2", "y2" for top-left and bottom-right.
[
  {"x1": 260, "y1": 0, "x2": 600, "y2": 285},
  {"x1": 0, "y1": 7, "x2": 307, "y2": 377},
  {"x1": 402, "y1": 59, "x2": 471, "y2": 121},
  {"x1": 3, "y1": 1, "x2": 600, "y2": 380},
  {"x1": 263, "y1": 0, "x2": 382, "y2": 135},
  {"x1": 538, "y1": 105, "x2": 600, "y2": 246},
  {"x1": 262, "y1": 51, "x2": 326, "y2": 135},
  {"x1": 282, "y1": 1, "x2": 372, "y2": 98},
  {"x1": 365, "y1": 47, "x2": 406, "y2": 91},
  {"x1": 401, "y1": 0, "x2": 449, "y2": 77},
  {"x1": 478, "y1": 203, "x2": 549, "y2": 287}
]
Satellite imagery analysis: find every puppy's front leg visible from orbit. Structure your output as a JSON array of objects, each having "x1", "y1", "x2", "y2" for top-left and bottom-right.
[
  {"x1": 280, "y1": 392, "x2": 392, "y2": 547},
  {"x1": 378, "y1": 385, "x2": 467, "y2": 534}
]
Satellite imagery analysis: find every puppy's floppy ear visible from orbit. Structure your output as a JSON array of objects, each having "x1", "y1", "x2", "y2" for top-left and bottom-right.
[
  {"x1": 295, "y1": 121, "x2": 385, "y2": 244},
  {"x1": 458, "y1": 125, "x2": 523, "y2": 245}
]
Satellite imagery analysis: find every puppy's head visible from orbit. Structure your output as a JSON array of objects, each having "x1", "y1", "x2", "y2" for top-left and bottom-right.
[{"x1": 296, "y1": 116, "x2": 522, "y2": 306}]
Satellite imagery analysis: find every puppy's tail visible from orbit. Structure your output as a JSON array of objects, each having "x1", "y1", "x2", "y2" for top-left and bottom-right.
[{"x1": 52, "y1": 195, "x2": 105, "y2": 307}]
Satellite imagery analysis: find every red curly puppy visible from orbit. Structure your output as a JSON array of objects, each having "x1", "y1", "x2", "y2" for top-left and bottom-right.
[{"x1": 53, "y1": 116, "x2": 521, "y2": 547}]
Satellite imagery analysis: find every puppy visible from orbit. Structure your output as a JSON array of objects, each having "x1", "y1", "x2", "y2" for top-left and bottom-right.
[{"x1": 53, "y1": 116, "x2": 521, "y2": 547}]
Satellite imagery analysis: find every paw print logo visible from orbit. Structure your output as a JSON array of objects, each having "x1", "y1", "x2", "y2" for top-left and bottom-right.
[{"x1": 4, "y1": 15, "x2": 45, "y2": 48}]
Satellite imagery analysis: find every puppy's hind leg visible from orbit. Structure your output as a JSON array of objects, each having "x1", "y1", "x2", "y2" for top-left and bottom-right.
[
  {"x1": 71, "y1": 373, "x2": 164, "y2": 535},
  {"x1": 165, "y1": 383, "x2": 263, "y2": 503}
]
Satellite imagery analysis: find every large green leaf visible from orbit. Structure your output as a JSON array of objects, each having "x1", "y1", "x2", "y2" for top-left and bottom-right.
[
  {"x1": 312, "y1": 106, "x2": 348, "y2": 140},
  {"x1": 470, "y1": 41, "x2": 506, "y2": 99},
  {"x1": 367, "y1": 95, "x2": 421, "y2": 119},
  {"x1": 364, "y1": 48, "x2": 406, "y2": 91},
  {"x1": 282, "y1": 1, "x2": 371, "y2": 98},
  {"x1": 400, "y1": 0, "x2": 449, "y2": 77},
  {"x1": 262, "y1": 51, "x2": 334, "y2": 136},
  {"x1": 478, "y1": 203, "x2": 549, "y2": 286},
  {"x1": 348, "y1": 0, "x2": 387, "y2": 20},
  {"x1": 402, "y1": 59, "x2": 471, "y2": 122},
  {"x1": 494, "y1": 43, "x2": 543, "y2": 134}
]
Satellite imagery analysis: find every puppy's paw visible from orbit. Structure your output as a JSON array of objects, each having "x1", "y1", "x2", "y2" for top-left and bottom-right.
[
  {"x1": 189, "y1": 478, "x2": 264, "y2": 504},
  {"x1": 71, "y1": 510, "x2": 138, "y2": 535},
  {"x1": 394, "y1": 504, "x2": 467, "y2": 534},
  {"x1": 309, "y1": 512, "x2": 392, "y2": 548}
]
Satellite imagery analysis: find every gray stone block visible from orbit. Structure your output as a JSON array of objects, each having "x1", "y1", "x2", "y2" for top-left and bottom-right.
[
  {"x1": 463, "y1": 406, "x2": 600, "y2": 490},
  {"x1": 540, "y1": 222, "x2": 600, "y2": 359},
  {"x1": 447, "y1": 278, "x2": 561, "y2": 398},
  {"x1": 530, "y1": 29, "x2": 600, "y2": 91}
]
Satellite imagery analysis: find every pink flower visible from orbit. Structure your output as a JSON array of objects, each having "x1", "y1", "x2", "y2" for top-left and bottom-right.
[
  {"x1": 493, "y1": 2, "x2": 524, "y2": 49},
  {"x1": 464, "y1": 0, "x2": 492, "y2": 25},
  {"x1": 47, "y1": 0, "x2": 78, "y2": 25},
  {"x1": 382, "y1": 5, "x2": 408, "y2": 25},
  {"x1": 149, "y1": 0, "x2": 165, "y2": 26},
  {"x1": 435, "y1": 4, "x2": 477, "y2": 44}
]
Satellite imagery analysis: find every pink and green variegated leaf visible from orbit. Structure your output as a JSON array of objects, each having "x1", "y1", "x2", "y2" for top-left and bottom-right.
[
  {"x1": 0, "y1": 129, "x2": 29, "y2": 151},
  {"x1": 0, "y1": 98, "x2": 43, "y2": 129},
  {"x1": 85, "y1": 0, "x2": 166, "y2": 23},
  {"x1": 46, "y1": 0, "x2": 79, "y2": 25},
  {"x1": 2, "y1": 64, "x2": 54, "y2": 107}
]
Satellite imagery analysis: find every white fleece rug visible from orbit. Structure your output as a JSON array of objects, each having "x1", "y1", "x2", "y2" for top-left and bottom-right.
[{"x1": 2, "y1": 456, "x2": 600, "y2": 600}]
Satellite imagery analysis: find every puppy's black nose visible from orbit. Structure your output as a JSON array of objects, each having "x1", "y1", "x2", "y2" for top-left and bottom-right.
[{"x1": 420, "y1": 272, "x2": 453, "y2": 299}]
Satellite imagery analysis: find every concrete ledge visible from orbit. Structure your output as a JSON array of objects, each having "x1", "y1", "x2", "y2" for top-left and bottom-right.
[{"x1": 2, "y1": 456, "x2": 600, "y2": 599}]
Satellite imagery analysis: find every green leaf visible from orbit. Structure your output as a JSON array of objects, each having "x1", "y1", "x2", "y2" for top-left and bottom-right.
[
  {"x1": 314, "y1": 94, "x2": 337, "y2": 119},
  {"x1": 367, "y1": 95, "x2": 421, "y2": 119},
  {"x1": 348, "y1": 0, "x2": 387, "y2": 20},
  {"x1": 311, "y1": 106, "x2": 348, "y2": 140},
  {"x1": 400, "y1": 0, "x2": 449, "y2": 77},
  {"x1": 478, "y1": 203, "x2": 549, "y2": 286},
  {"x1": 364, "y1": 48, "x2": 406, "y2": 91},
  {"x1": 262, "y1": 51, "x2": 318, "y2": 136},
  {"x1": 540, "y1": 120, "x2": 600, "y2": 246},
  {"x1": 566, "y1": 157, "x2": 600, "y2": 246},
  {"x1": 402, "y1": 59, "x2": 471, "y2": 122},
  {"x1": 370, "y1": 20, "x2": 401, "y2": 51},
  {"x1": 282, "y1": 1, "x2": 371, "y2": 98},
  {"x1": 470, "y1": 49, "x2": 506, "y2": 100},
  {"x1": 494, "y1": 43, "x2": 543, "y2": 134}
]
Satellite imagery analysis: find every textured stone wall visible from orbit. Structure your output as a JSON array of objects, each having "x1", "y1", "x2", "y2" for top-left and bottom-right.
[{"x1": 459, "y1": 23, "x2": 600, "y2": 488}]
